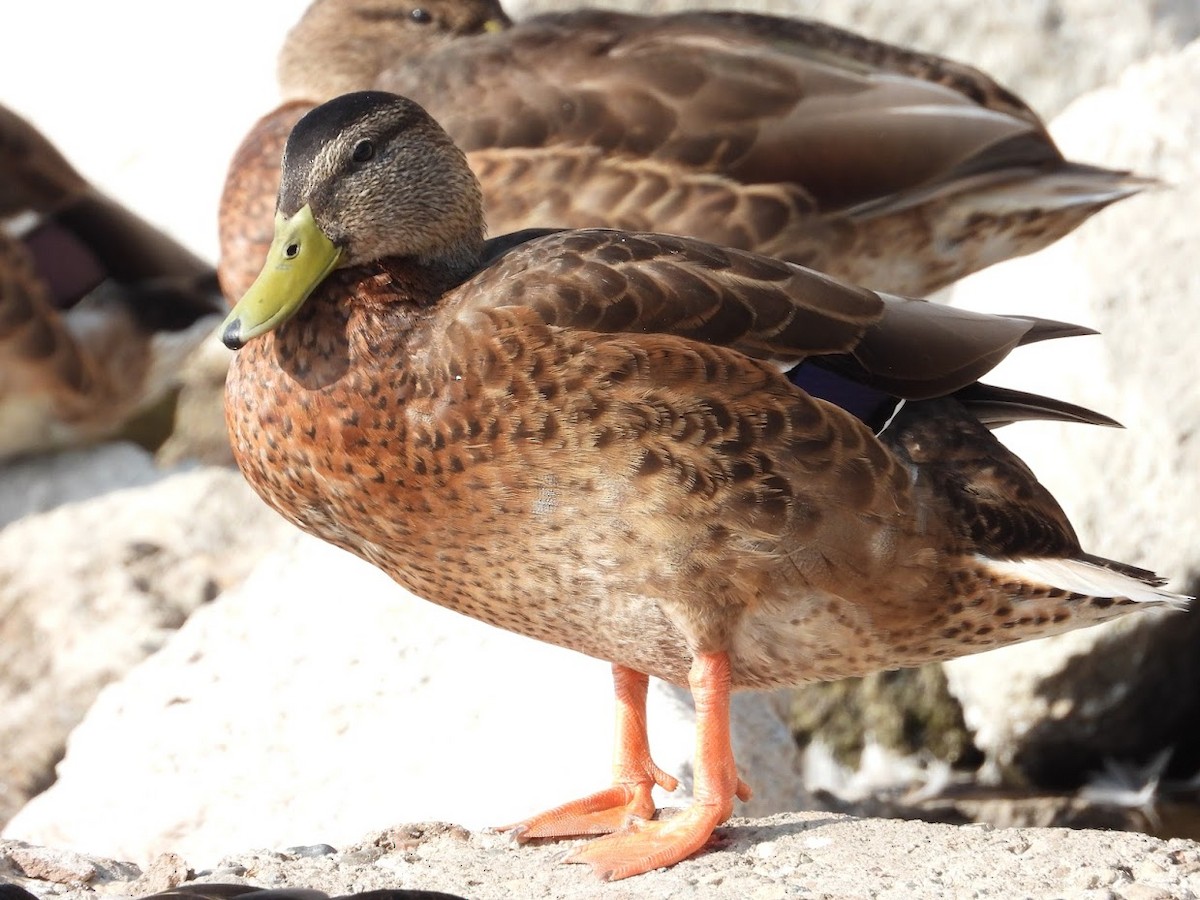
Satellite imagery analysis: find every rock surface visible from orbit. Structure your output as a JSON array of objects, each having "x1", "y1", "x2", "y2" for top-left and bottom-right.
[
  {"x1": 0, "y1": 463, "x2": 294, "y2": 830},
  {"x1": 0, "y1": 444, "x2": 169, "y2": 530},
  {"x1": 4, "y1": 813, "x2": 1200, "y2": 900}
]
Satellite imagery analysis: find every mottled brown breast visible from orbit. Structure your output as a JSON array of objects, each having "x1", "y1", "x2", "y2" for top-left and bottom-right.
[{"x1": 225, "y1": 259, "x2": 949, "y2": 686}]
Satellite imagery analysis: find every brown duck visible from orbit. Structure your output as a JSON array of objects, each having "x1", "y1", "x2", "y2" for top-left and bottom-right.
[
  {"x1": 216, "y1": 0, "x2": 1146, "y2": 301},
  {"x1": 221, "y1": 92, "x2": 1187, "y2": 880},
  {"x1": 0, "y1": 103, "x2": 223, "y2": 459}
]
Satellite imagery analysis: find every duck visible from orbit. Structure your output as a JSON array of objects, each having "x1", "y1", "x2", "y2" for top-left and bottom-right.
[
  {"x1": 220, "y1": 91, "x2": 1188, "y2": 880},
  {"x1": 0, "y1": 102, "x2": 224, "y2": 460},
  {"x1": 216, "y1": 0, "x2": 1147, "y2": 302}
]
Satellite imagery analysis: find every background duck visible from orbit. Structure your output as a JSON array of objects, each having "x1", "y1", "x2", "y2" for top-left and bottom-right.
[
  {"x1": 221, "y1": 91, "x2": 1187, "y2": 880},
  {"x1": 216, "y1": 0, "x2": 1147, "y2": 302},
  {"x1": 0, "y1": 103, "x2": 224, "y2": 460}
]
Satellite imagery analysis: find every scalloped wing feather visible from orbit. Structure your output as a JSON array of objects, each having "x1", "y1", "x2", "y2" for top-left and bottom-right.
[
  {"x1": 459, "y1": 228, "x2": 883, "y2": 366},
  {"x1": 461, "y1": 228, "x2": 1095, "y2": 402}
]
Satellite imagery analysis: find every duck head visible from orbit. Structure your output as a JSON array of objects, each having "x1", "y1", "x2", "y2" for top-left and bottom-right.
[{"x1": 221, "y1": 90, "x2": 485, "y2": 349}]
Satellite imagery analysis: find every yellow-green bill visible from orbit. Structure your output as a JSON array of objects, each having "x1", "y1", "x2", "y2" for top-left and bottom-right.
[{"x1": 221, "y1": 205, "x2": 342, "y2": 349}]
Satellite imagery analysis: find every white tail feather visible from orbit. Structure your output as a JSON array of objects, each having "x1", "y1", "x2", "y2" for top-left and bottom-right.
[{"x1": 979, "y1": 556, "x2": 1192, "y2": 609}]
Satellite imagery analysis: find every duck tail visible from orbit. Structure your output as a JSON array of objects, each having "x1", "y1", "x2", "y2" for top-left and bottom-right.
[
  {"x1": 980, "y1": 555, "x2": 1192, "y2": 611},
  {"x1": 1020, "y1": 161, "x2": 1158, "y2": 211},
  {"x1": 955, "y1": 382, "x2": 1121, "y2": 429}
]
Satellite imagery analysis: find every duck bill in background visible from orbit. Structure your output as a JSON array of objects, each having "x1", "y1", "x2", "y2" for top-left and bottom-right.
[{"x1": 221, "y1": 204, "x2": 342, "y2": 350}]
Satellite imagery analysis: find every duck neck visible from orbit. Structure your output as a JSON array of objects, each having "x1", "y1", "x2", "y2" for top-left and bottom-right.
[{"x1": 418, "y1": 236, "x2": 485, "y2": 290}]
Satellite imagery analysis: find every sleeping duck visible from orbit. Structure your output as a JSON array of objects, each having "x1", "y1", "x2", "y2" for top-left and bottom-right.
[{"x1": 216, "y1": 0, "x2": 1145, "y2": 301}]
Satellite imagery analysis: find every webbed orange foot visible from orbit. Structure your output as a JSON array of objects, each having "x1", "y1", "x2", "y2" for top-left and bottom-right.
[
  {"x1": 563, "y1": 802, "x2": 730, "y2": 880},
  {"x1": 559, "y1": 652, "x2": 750, "y2": 879},
  {"x1": 503, "y1": 653, "x2": 749, "y2": 880},
  {"x1": 501, "y1": 663, "x2": 678, "y2": 838},
  {"x1": 503, "y1": 766, "x2": 678, "y2": 839}
]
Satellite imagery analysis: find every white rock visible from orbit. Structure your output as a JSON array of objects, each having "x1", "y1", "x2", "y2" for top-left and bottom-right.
[
  {"x1": 0, "y1": 443, "x2": 167, "y2": 529},
  {"x1": 0, "y1": 464, "x2": 295, "y2": 827}
]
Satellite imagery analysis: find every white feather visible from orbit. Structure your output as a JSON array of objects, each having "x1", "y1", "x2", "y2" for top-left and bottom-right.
[
  {"x1": 979, "y1": 556, "x2": 1191, "y2": 609},
  {"x1": 2, "y1": 209, "x2": 41, "y2": 239}
]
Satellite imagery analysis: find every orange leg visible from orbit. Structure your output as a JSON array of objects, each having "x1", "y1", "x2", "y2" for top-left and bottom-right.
[
  {"x1": 565, "y1": 652, "x2": 752, "y2": 880},
  {"x1": 501, "y1": 663, "x2": 680, "y2": 839}
]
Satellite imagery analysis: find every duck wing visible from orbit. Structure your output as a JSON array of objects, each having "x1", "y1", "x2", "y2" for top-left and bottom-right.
[{"x1": 463, "y1": 227, "x2": 1092, "y2": 402}]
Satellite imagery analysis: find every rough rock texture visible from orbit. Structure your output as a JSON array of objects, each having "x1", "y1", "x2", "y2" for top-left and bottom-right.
[
  {"x1": 2, "y1": 535, "x2": 806, "y2": 869},
  {"x1": 0, "y1": 464, "x2": 295, "y2": 831},
  {"x1": 0, "y1": 444, "x2": 169, "y2": 530},
  {"x1": 4, "y1": 814, "x2": 1200, "y2": 900},
  {"x1": 790, "y1": 667, "x2": 979, "y2": 773},
  {"x1": 945, "y1": 40, "x2": 1200, "y2": 789},
  {"x1": 509, "y1": 0, "x2": 1200, "y2": 118}
]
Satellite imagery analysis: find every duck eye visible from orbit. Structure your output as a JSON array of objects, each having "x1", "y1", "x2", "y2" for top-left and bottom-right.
[
  {"x1": 351, "y1": 139, "x2": 375, "y2": 163},
  {"x1": 409, "y1": 7, "x2": 432, "y2": 24},
  {"x1": 285, "y1": 242, "x2": 300, "y2": 259}
]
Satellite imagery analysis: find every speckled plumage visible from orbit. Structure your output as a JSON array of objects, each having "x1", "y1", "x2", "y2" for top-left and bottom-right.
[
  {"x1": 218, "y1": 0, "x2": 1147, "y2": 302},
  {"x1": 0, "y1": 103, "x2": 223, "y2": 459},
  {"x1": 222, "y1": 92, "x2": 1187, "y2": 880}
]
